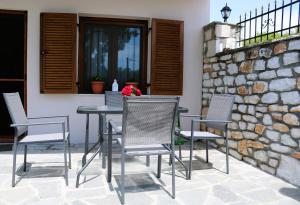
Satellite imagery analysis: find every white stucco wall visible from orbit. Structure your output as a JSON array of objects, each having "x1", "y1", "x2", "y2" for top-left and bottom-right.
[{"x1": 0, "y1": 0, "x2": 210, "y2": 143}]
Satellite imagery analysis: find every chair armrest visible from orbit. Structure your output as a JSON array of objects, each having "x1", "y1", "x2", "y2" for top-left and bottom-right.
[
  {"x1": 108, "y1": 120, "x2": 122, "y2": 133},
  {"x1": 28, "y1": 115, "x2": 70, "y2": 132},
  {"x1": 180, "y1": 114, "x2": 206, "y2": 118},
  {"x1": 11, "y1": 121, "x2": 64, "y2": 127},
  {"x1": 192, "y1": 119, "x2": 232, "y2": 123}
]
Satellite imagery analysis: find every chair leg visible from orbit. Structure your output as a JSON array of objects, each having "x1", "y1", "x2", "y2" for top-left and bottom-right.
[
  {"x1": 171, "y1": 149, "x2": 176, "y2": 199},
  {"x1": 63, "y1": 141, "x2": 69, "y2": 186},
  {"x1": 102, "y1": 136, "x2": 107, "y2": 169},
  {"x1": 12, "y1": 139, "x2": 18, "y2": 187},
  {"x1": 23, "y1": 144, "x2": 27, "y2": 172},
  {"x1": 68, "y1": 137, "x2": 72, "y2": 169},
  {"x1": 205, "y1": 140, "x2": 209, "y2": 163},
  {"x1": 146, "y1": 156, "x2": 150, "y2": 167},
  {"x1": 157, "y1": 155, "x2": 161, "y2": 178},
  {"x1": 188, "y1": 139, "x2": 194, "y2": 180},
  {"x1": 225, "y1": 136, "x2": 229, "y2": 174},
  {"x1": 179, "y1": 145, "x2": 182, "y2": 160},
  {"x1": 121, "y1": 149, "x2": 125, "y2": 204}
]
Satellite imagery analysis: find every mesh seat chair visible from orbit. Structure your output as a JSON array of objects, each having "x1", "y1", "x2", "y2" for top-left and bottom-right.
[
  {"x1": 3, "y1": 92, "x2": 71, "y2": 187},
  {"x1": 108, "y1": 96, "x2": 179, "y2": 204},
  {"x1": 105, "y1": 91, "x2": 123, "y2": 108},
  {"x1": 179, "y1": 94, "x2": 234, "y2": 179}
]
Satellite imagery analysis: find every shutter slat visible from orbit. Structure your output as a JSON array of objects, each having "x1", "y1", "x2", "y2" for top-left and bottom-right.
[
  {"x1": 151, "y1": 19, "x2": 183, "y2": 95},
  {"x1": 40, "y1": 13, "x2": 77, "y2": 93}
]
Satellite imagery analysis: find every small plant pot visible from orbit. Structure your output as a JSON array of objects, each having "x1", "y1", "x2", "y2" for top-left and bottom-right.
[
  {"x1": 125, "y1": 82, "x2": 139, "y2": 88},
  {"x1": 91, "y1": 81, "x2": 104, "y2": 94}
]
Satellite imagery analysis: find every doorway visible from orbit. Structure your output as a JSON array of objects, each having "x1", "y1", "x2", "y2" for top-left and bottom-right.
[{"x1": 0, "y1": 10, "x2": 27, "y2": 147}]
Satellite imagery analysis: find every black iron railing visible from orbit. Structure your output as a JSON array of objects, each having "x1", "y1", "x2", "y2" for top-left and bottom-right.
[{"x1": 237, "y1": 0, "x2": 300, "y2": 47}]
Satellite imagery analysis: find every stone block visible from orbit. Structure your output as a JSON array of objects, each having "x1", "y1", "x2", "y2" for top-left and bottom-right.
[
  {"x1": 239, "y1": 61, "x2": 253, "y2": 73},
  {"x1": 212, "y1": 63, "x2": 220, "y2": 71},
  {"x1": 291, "y1": 128, "x2": 300, "y2": 139},
  {"x1": 229, "y1": 149, "x2": 243, "y2": 160},
  {"x1": 271, "y1": 113, "x2": 283, "y2": 121},
  {"x1": 259, "y1": 70, "x2": 276, "y2": 80},
  {"x1": 268, "y1": 105, "x2": 288, "y2": 112},
  {"x1": 270, "y1": 143, "x2": 292, "y2": 153},
  {"x1": 214, "y1": 78, "x2": 223, "y2": 86},
  {"x1": 239, "y1": 121, "x2": 247, "y2": 130},
  {"x1": 238, "y1": 104, "x2": 247, "y2": 113},
  {"x1": 272, "y1": 123, "x2": 289, "y2": 133},
  {"x1": 265, "y1": 130, "x2": 280, "y2": 141},
  {"x1": 243, "y1": 157, "x2": 257, "y2": 166},
  {"x1": 220, "y1": 54, "x2": 232, "y2": 61},
  {"x1": 289, "y1": 39, "x2": 300, "y2": 50},
  {"x1": 227, "y1": 63, "x2": 238, "y2": 74},
  {"x1": 231, "y1": 131, "x2": 243, "y2": 140},
  {"x1": 277, "y1": 68, "x2": 292, "y2": 77},
  {"x1": 215, "y1": 24, "x2": 232, "y2": 38},
  {"x1": 283, "y1": 52, "x2": 299, "y2": 65},
  {"x1": 242, "y1": 131, "x2": 258, "y2": 139},
  {"x1": 291, "y1": 152, "x2": 300, "y2": 159},
  {"x1": 246, "y1": 48, "x2": 259, "y2": 59},
  {"x1": 281, "y1": 134, "x2": 298, "y2": 147},
  {"x1": 260, "y1": 164, "x2": 275, "y2": 175},
  {"x1": 247, "y1": 73, "x2": 257, "y2": 80},
  {"x1": 255, "y1": 124, "x2": 266, "y2": 135},
  {"x1": 263, "y1": 114, "x2": 273, "y2": 125},
  {"x1": 269, "y1": 78, "x2": 296, "y2": 92},
  {"x1": 294, "y1": 66, "x2": 300, "y2": 74},
  {"x1": 273, "y1": 42, "x2": 287, "y2": 54},
  {"x1": 228, "y1": 88, "x2": 236, "y2": 94},
  {"x1": 283, "y1": 113, "x2": 299, "y2": 126},
  {"x1": 233, "y1": 51, "x2": 245, "y2": 62},
  {"x1": 254, "y1": 59, "x2": 266, "y2": 70},
  {"x1": 203, "y1": 79, "x2": 214, "y2": 87},
  {"x1": 244, "y1": 95, "x2": 260, "y2": 104},
  {"x1": 235, "y1": 95, "x2": 244, "y2": 103},
  {"x1": 281, "y1": 91, "x2": 300, "y2": 105},
  {"x1": 232, "y1": 113, "x2": 242, "y2": 121},
  {"x1": 235, "y1": 75, "x2": 246, "y2": 86},
  {"x1": 269, "y1": 159, "x2": 279, "y2": 168},
  {"x1": 253, "y1": 81, "x2": 268, "y2": 93},
  {"x1": 268, "y1": 151, "x2": 280, "y2": 159},
  {"x1": 242, "y1": 115, "x2": 257, "y2": 123},
  {"x1": 248, "y1": 105, "x2": 255, "y2": 115},
  {"x1": 224, "y1": 76, "x2": 235, "y2": 86},
  {"x1": 254, "y1": 150, "x2": 268, "y2": 163},
  {"x1": 261, "y1": 92, "x2": 279, "y2": 104},
  {"x1": 267, "y1": 57, "x2": 280, "y2": 69},
  {"x1": 277, "y1": 155, "x2": 300, "y2": 186},
  {"x1": 204, "y1": 28, "x2": 213, "y2": 41},
  {"x1": 237, "y1": 86, "x2": 248, "y2": 95},
  {"x1": 256, "y1": 106, "x2": 267, "y2": 113},
  {"x1": 203, "y1": 73, "x2": 210, "y2": 80}
]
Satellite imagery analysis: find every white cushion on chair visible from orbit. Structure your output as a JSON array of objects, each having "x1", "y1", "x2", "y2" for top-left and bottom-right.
[
  {"x1": 179, "y1": 131, "x2": 224, "y2": 139},
  {"x1": 20, "y1": 132, "x2": 69, "y2": 143}
]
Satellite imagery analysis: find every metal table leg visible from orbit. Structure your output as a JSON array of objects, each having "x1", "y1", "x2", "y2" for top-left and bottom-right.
[
  {"x1": 82, "y1": 114, "x2": 89, "y2": 166},
  {"x1": 107, "y1": 122, "x2": 112, "y2": 183}
]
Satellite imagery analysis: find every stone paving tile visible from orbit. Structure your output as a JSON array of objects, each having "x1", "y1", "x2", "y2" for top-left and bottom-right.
[{"x1": 0, "y1": 145, "x2": 299, "y2": 205}]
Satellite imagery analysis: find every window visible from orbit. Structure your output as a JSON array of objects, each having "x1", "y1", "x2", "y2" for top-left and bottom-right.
[{"x1": 78, "y1": 17, "x2": 148, "y2": 93}]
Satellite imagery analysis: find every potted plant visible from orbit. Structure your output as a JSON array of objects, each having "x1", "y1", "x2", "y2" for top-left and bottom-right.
[{"x1": 91, "y1": 74, "x2": 104, "y2": 94}]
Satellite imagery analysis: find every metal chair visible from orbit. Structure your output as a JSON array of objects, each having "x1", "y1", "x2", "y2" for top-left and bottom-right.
[
  {"x1": 179, "y1": 94, "x2": 234, "y2": 179},
  {"x1": 108, "y1": 96, "x2": 179, "y2": 204},
  {"x1": 3, "y1": 92, "x2": 71, "y2": 187}
]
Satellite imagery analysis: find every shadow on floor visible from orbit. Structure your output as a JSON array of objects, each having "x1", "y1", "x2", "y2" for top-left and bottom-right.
[
  {"x1": 279, "y1": 187, "x2": 300, "y2": 202},
  {"x1": 16, "y1": 163, "x2": 65, "y2": 178}
]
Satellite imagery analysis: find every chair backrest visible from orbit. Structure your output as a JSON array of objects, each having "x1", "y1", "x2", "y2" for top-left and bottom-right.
[
  {"x1": 105, "y1": 91, "x2": 123, "y2": 108},
  {"x1": 3, "y1": 92, "x2": 28, "y2": 137},
  {"x1": 205, "y1": 94, "x2": 234, "y2": 131},
  {"x1": 122, "y1": 96, "x2": 179, "y2": 146}
]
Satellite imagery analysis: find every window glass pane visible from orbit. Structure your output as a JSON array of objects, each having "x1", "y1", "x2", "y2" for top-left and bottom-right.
[
  {"x1": 117, "y1": 27, "x2": 141, "y2": 88},
  {"x1": 83, "y1": 24, "x2": 109, "y2": 91}
]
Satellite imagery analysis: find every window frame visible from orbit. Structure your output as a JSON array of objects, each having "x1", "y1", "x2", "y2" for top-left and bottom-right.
[{"x1": 78, "y1": 17, "x2": 148, "y2": 94}]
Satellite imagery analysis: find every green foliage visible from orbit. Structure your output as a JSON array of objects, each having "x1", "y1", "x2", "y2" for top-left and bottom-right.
[
  {"x1": 175, "y1": 135, "x2": 185, "y2": 146},
  {"x1": 92, "y1": 74, "x2": 103, "y2": 81},
  {"x1": 242, "y1": 27, "x2": 300, "y2": 47}
]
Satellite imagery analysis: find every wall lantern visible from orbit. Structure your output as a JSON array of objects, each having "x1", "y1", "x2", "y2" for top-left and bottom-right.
[{"x1": 221, "y1": 3, "x2": 231, "y2": 23}]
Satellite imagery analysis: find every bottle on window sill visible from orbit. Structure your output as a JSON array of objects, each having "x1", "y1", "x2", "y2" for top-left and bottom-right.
[{"x1": 112, "y1": 79, "x2": 119, "y2": 91}]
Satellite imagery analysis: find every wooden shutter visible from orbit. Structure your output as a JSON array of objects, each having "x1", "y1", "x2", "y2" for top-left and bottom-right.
[
  {"x1": 151, "y1": 19, "x2": 184, "y2": 95},
  {"x1": 40, "y1": 13, "x2": 77, "y2": 93}
]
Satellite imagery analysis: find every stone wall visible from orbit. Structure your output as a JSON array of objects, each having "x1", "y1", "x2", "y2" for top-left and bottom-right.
[{"x1": 202, "y1": 36, "x2": 300, "y2": 187}]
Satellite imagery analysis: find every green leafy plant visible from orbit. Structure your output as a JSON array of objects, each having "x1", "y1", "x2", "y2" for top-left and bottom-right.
[
  {"x1": 175, "y1": 135, "x2": 185, "y2": 146},
  {"x1": 92, "y1": 74, "x2": 103, "y2": 81}
]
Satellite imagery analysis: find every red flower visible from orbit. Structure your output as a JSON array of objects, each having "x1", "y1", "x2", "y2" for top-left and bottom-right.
[{"x1": 121, "y1": 85, "x2": 142, "y2": 96}]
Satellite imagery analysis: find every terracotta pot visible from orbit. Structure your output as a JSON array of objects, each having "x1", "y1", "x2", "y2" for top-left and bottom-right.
[
  {"x1": 125, "y1": 82, "x2": 139, "y2": 88},
  {"x1": 91, "y1": 81, "x2": 104, "y2": 94}
]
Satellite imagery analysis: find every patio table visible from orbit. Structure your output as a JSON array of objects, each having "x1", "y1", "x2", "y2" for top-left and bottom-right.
[{"x1": 76, "y1": 105, "x2": 188, "y2": 186}]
